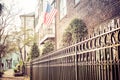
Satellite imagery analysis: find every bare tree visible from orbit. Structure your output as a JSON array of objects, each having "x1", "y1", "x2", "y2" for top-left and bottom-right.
[
  {"x1": 0, "y1": 2, "x2": 21, "y2": 73},
  {"x1": 10, "y1": 27, "x2": 35, "y2": 61},
  {"x1": 0, "y1": 2, "x2": 21, "y2": 53}
]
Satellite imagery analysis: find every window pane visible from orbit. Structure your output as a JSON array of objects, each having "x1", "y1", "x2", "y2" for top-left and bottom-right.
[
  {"x1": 60, "y1": 0, "x2": 67, "y2": 19},
  {"x1": 75, "y1": 0, "x2": 80, "y2": 4}
]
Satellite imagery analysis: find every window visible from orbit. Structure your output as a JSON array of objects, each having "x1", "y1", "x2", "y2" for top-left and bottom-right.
[
  {"x1": 26, "y1": 17, "x2": 34, "y2": 27},
  {"x1": 75, "y1": 0, "x2": 80, "y2": 4},
  {"x1": 60, "y1": 0, "x2": 67, "y2": 19}
]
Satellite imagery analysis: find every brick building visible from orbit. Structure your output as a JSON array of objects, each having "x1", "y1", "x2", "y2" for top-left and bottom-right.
[
  {"x1": 35, "y1": 0, "x2": 120, "y2": 50},
  {"x1": 55, "y1": 0, "x2": 120, "y2": 49}
]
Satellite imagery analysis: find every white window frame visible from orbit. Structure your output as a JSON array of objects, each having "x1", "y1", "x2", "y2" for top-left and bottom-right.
[
  {"x1": 75, "y1": 0, "x2": 80, "y2": 5},
  {"x1": 60, "y1": 0, "x2": 67, "y2": 20}
]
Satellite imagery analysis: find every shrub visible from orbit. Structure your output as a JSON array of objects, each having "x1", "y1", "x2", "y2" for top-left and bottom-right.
[
  {"x1": 30, "y1": 43, "x2": 39, "y2": 59},
  {"x1": 62, "y1": 18, "x2": 88, "y2": 47},
  {"x1": 42, "y1": 40, "x2": 54, "y2": 55}
]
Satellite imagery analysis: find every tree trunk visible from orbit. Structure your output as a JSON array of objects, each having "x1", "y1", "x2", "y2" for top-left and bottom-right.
[{"x1": 18, "y1": 47, "x2": 23, "y2": 61}]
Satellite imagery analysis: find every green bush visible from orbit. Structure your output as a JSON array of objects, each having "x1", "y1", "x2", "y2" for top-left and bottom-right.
[
  {"x1": 30, "y1": 43, "x2": 39, "y2": 59},
  {"x1": 62, "y1": 31, "x2": 72, "y2": 46},
  {"x1": 62, "y1": 18, "x2": 88, "y2": 47},
  {"x1": 14, "y1": 60, "x2": 23, "y2": 73},
  {"x1": 42, "y1": 40, "x2": 54, "y2": 55}
]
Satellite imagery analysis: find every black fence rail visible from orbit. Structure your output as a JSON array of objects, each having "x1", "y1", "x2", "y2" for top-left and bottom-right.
[{"x1": 26, "y1": 18, "x2": 120, "y2": 80}]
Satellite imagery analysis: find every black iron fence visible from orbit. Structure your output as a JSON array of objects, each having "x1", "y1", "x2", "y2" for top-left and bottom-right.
[{"x1": 26, "y1": 18, "x2": 120, "y2": 80}]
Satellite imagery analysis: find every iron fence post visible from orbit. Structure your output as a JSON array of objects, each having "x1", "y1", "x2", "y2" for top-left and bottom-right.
[
  {"x1": 30, "y1": 61, "x2": 33, "y2": 80},
  {"x1": 75, "y1": 44, "x2": 78, "y2": 80}
]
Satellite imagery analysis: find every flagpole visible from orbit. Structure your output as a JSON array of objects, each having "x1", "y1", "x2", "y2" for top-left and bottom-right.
[
  {"x1": 54, "y1": 9, "x2": 57, "y2": 50},
  {"x1": 45, "y1": 1, "x2": 57, "y2": 50},
  {"x1": 52, "y1": 0, "x2": 57, "y2": 50}
]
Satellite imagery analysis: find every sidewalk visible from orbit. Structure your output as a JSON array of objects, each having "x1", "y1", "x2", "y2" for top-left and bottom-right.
[
  {"x1": 0, "y1": 69, "x2": 30, "y2": 80},
  {"x1": 2, "y1": 69, "x2": 14, "y2": 77}
]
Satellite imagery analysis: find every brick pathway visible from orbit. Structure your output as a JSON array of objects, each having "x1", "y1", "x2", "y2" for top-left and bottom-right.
[{"x1": 0, "y1": 69, "x2": 29, "y2": 80}]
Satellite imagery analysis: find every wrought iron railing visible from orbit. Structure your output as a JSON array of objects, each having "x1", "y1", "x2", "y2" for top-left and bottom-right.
[{"x1": 26, "y1": 18, "x2": 120, "y2": 80}]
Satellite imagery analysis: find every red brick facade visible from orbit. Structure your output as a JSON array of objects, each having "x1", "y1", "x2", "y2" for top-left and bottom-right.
[{"x1": 56, "y1": 0, "x2": 120, "y2": 49}]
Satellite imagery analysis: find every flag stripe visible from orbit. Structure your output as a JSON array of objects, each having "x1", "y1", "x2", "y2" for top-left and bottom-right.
[
  {"x1": 46, "y1": 9, "x2": 57, "y2": 25},
  {"x1": 44, "y1": 3, "x2": 57, "y2": 26}
]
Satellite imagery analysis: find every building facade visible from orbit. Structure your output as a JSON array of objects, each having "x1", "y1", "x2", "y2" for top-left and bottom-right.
[
  {"x1": 20, "y1": 13, "x2": 35, "y2": 61},
  {"x1": 35, "y1": 0, "x2": 56, "y2": 55},
  {"x1": 55, "y1": 0, "x2": 120, "y2": 49},
  {"x1": 36, "y1": 0, "x2": 120, "y2": 50}
]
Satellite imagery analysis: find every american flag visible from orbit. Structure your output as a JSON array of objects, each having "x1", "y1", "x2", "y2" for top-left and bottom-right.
[{"x1": 44, "y1": 2, "x2": 57, "y2": 26}]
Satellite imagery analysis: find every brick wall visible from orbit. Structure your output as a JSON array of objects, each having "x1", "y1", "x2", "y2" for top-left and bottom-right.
[{"x1": 56, "y1": 0, "x2": 120, "y2": 49}]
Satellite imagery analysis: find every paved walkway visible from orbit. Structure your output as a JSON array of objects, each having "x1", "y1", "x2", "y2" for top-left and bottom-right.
[
  {"x1": 2, "y1": 69, "x2": 14, "y2": 77},
  {"x1": 0, "y1": 69, "x2": 29, "y2": 80}
]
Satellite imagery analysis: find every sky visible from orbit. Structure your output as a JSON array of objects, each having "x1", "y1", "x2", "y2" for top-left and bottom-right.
[
  {"x1": 17, "y1": 0, "x2": 37, "y2": 14},
  {"x1": 0, "y1": 0, "x2": 37, "y2": 29},
  {"x1": 0, "y1": 0, "x2": 37, "y2": 14}
]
